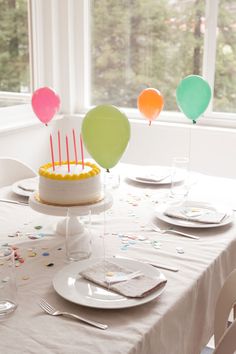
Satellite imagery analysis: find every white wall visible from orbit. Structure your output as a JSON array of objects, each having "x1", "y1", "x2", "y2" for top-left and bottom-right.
[
  {"x1": 123, "y1": 120, "x2": 236, "y2": 178},
  {"x1": 0, "y1": 116, "x2": 235, "y2": 179}
]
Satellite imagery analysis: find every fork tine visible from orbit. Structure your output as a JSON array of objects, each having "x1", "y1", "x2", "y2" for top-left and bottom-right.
[{"x1": 39, "y1": 299, "x2": 55, "y2": 314}]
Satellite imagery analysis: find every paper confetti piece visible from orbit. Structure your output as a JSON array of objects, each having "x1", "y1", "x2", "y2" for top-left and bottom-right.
[
  {"x1": 34, "y1": 225, "x2": 42, "y2": 230},
  {"x1": 176, "y1": 247, "x2": 185, "y2": 254},
  {"x1": 42, "y1": 252, "x2": 49, "y2": 256}
]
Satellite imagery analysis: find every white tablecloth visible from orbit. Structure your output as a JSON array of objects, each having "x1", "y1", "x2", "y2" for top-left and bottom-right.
[{"x1": 1, "y1": 168, "x2": 236, "y2": 354}]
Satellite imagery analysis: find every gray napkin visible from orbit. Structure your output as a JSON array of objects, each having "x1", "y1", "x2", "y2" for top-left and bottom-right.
[
  {"x1": 164, "y1": 205, "x2": 226, "y2": 224},
  {"x1": 79, "y1": 260, "x2": 167, "y2": 298}
]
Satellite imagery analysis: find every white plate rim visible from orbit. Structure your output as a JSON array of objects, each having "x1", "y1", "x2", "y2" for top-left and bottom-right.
[
  {"x1": 12, "y1": 177, "x2": 38, "y2": 197},
  {"x1": 154, "y1": 201, "x2": 233, "y2": 228},
  {"x1": 53, "y1": 257, "x2": 167, "y2": 309}
]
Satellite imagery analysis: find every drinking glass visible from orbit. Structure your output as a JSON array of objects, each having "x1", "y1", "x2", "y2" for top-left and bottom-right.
[
  {"x1": 170, "y1": 157, "x2": 190, "y2": 202},
  {"x1": 0, "y1": 246, "x2": 17, "y2": 320},
  {"x1": 65, "y1": 209, "x2": 92, "y2": 262}
]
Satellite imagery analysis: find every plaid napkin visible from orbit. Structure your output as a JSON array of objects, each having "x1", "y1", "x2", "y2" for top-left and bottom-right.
[
  {"x1": 79, "y1": 260, "x2": 167, "y2": 298},
  {"x1": 164, "y1": 205, "x2": 226, "y2": 224}
]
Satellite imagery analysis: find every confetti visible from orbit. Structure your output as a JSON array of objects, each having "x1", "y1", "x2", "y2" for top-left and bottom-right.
[
  {"x1": 152, "y1": 241, "x2": 162, "y2": 249},
  {"x1": 176, "y1": 247, "x2": 185, "y2": 254},
  {"x1": 34, "y1": 225, "x2": 42, "y2": 230},
  {"x1": 28, "y1": 252, "x2": 37, "y2": 257},
  {"x1": 138, "y1": 235, "x2": 147, "y2": 241},
  {"x1": 106, "y1": 271, "x2": 114, "y2": 276},
  {"x1": 42, "y1": 252, "x2": 49, "y2": 256},
  {"x1": 2, "y1": 276, "x2": 10, "y2": 283},
  {"x1": 22, "y1": 276, "x2": 29, "y2": 281}
]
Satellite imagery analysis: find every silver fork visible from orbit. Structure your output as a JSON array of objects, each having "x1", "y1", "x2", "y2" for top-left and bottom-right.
[
  {"x1": 150, "y1": 224, "x2": 200, "y2": 240},
  {"x1": 39, "y1": 298, "x2": 108, "y2": 330}
]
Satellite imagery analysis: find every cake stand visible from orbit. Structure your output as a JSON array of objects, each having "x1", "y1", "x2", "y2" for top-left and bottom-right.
[{"x1": 29, "y1": 193, "x2": 113, "y2": 261}]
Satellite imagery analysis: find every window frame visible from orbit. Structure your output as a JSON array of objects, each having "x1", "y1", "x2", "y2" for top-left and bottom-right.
[{"x1": 0, "y1": 0, "x2": 236, "y2": 132}]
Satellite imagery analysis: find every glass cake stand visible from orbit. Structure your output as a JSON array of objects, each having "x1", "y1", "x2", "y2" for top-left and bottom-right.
[{"x1": 29, "y1": 193, "x2": 113, "y2": 261}]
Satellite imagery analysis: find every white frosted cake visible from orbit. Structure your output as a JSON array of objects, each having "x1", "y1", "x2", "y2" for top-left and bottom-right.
[{"x1": 38, "y1": 161, "x2": 103, "y2": 206}]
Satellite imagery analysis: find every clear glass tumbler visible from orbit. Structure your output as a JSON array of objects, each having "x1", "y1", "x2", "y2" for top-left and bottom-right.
[
  {"x1": 170, "y1": 157, "x2": 190, "y2": 202},
  {"x1": 0, "y1": 246, "x2": 17, "y2": 320},
  {"x1": 65, "y1": 209, "x2": 92, "y2": 262}
]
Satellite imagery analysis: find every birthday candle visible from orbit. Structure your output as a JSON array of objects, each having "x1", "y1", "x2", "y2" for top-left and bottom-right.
[
  {"x1": 58, "y1": 130, "x2": 62, "y2": 166},
  {"x1": 72, "y1": 129, "x2": 78, "y2": 164},
  {"x1": 50, "y1": 134, "x2": 55, "y2": 171},
  {"x1": 66, "y1": 135, "x2": 70, "y2": 173},
  {"x1": 80, "y1": 133, "x2": 84, "y2": 169}
]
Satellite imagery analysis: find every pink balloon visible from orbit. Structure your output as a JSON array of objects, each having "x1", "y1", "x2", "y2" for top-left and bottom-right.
[{"x1": 31, "y1": 87, "x2": 60, "y2": 124}]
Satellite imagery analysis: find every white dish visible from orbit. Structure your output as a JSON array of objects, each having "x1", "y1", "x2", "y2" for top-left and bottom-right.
[
  {"x1": 154, "y1": 201, "x2": 233, "y2": 228},
  {"x1": 127, "y1": 167, "x2": 183, "y2": 185},
  {"x1": 53, "y1": 257, "x2": 167, "y2": 309},
  {"x1": 12, "y1": 177, "x2": 39, "y2": 197}
]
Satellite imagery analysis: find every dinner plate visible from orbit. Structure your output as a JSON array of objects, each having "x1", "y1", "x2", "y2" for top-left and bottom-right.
[
  {"x1": 12, "y1": 177, "x2": 39, "y2": 197},
  {"x1": 127, "y1": 167, "x2": 183, "y2": 185},
  {"x1": 154, "y1": 201, "x2": 233, "y2": 228},
  {"x1": 53, "y1": 257, "x2": 167, "y2": 309}
]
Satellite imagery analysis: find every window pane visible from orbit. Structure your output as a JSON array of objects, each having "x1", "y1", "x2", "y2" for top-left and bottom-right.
[
  {"x1": 0, "y1": 0, "x2": 30, "y2": 105},
  {"x1": 214, "y1": 0, "x2": 236, "y2": 113},
  {"x1": 90, "y1": 0, "x2": 205, "y2": 111}
]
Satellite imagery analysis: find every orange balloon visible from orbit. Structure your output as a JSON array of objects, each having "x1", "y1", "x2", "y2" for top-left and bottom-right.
[{"x1": 137, "y1": 88, "x2": 164, "y2": 124}]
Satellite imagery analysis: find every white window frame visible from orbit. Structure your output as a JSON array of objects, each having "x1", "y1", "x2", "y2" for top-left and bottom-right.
[{"x1": 0, "y1": 0, "x2": 236, "y2": 132}]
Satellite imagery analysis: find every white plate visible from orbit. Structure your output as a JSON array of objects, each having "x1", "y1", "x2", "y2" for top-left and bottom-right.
[
  {"x1": 53, "y1": 257, "x2": 167, "y2": 309},
  {"x1": 154, "y1": 201, "x2": 233, "y2": 228},
  {"x1": 12, "y1": 177, "x2": 39, "y2": 197},
  {"x1": 127, "y1": 167, "x2": 183, "y2": 185}
]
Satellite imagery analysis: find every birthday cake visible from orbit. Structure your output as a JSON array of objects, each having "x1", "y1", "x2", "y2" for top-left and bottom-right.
[{"x1": 38, "y1": 161, "x2": 103, "y2": 206}]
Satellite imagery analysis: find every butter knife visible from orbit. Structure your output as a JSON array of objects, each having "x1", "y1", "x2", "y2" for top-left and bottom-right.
[
  {"x1": 114, "y1": 255, "x2": 179, "y2": 272},
  {"x1": 0, "y1": 199, "x2": 28, "y2": 205}
]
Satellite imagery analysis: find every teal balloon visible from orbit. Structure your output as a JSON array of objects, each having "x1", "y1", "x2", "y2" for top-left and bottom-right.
[
  {"x1": 176, "y1": 75, "x2": 211, "y2": 122},
  {"x1": 82, "y1": 105, "x2": 131, "y2": 170}
]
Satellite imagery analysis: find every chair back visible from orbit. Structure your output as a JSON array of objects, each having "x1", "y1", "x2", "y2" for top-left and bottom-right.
[
  {"x1": 0, "y1": 157, "x2": 37, "y2": 187},
  {"x1": 214, "y1": 269, "x2": 236, "y2": 346},
  {"x1": 213, "y1": 319, "x2": 236, "y2": 354}
]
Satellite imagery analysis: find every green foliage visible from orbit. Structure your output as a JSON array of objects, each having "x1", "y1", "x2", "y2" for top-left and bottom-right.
[
  {"x1": 91, "y1": 0, "x2": 205, "y2": 111},
  {"x1": 0, "y1": 0, "x2": 29, "y2": 92}
]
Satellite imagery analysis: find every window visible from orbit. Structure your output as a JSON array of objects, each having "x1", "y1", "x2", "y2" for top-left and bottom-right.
[
  {"x1": 0, "y1": 0, "x2": 30, "y2": 108},
  {"x1": 214, "y1": 0, "x2": 236, "y2": 113},
  {"x1": 87, "y1": 0, "x2": 236, "y2": 124},
  {"x1": 1, "y1": 0, "x2": 236, "y2": 129}
]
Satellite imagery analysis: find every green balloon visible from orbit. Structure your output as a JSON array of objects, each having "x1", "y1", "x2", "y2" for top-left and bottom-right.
[
  {"x1": 82, "y1": 105, "x2": 131, "y2": 170},
  {"x1": 176, "y1": 75, "x2": 211, "y2": 122}
]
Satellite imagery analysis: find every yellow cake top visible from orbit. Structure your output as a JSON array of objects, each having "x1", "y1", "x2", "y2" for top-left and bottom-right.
[{"x1": 39, "y1": 161, "x2": 100, "y2": 180}]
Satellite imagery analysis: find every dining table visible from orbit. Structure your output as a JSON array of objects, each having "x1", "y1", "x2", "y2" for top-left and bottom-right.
[{"x1": 1, "y1": 163, "x2": 236, "y2": 354}]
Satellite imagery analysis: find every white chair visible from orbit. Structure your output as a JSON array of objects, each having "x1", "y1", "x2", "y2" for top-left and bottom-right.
[
  {"x1": 214, "y1": 269, "x2": 236, "y2": 346},
  {"x1": 0, "y1": 157, "x2": 37, "y2": 187},
  {"x1": 213, "y1": 319, "x2": 236, "y2": 354},
  {"x1": 203, "y1": 269, "x2": 236, "y2": 354}
]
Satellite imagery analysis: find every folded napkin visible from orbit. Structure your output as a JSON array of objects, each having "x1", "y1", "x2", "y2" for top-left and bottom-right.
[
  {"x1": 135, "y1": 172, "x2": 170, "y2": 183},
  {"x1": 164, "y1": 205, "x2": 226, "y2": 224},
  {"x1": 79, "y1": 260, "x2": 167, "y2": 298}
]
